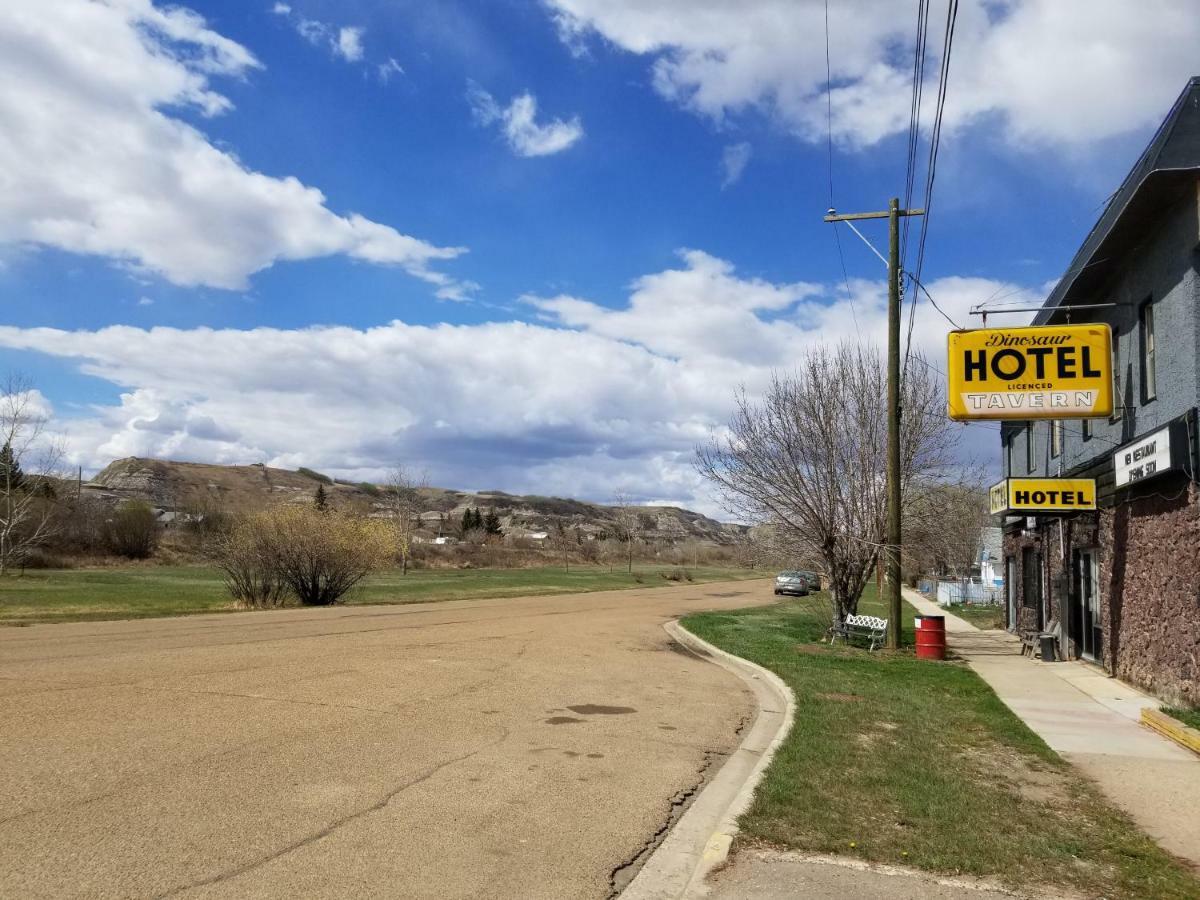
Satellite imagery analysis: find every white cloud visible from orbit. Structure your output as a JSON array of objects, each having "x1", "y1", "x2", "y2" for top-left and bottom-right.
[
  {"x1": 0, "y1": 0, "x2": 469, "y2": 295},
  {"x1": 468, "y1": 85, "x2": 584, "y2": 157},
  {"x1": 137, "y1": 297, "x2": 155, "y2": 306},
  {"x1": 275, "y1": 7, "x2": 368, "y2": 66},
  {"x1": 378, "y1": 57, "x2": 405, "y2": 84},
  {"x1": 0, "y1": 252, "x2": 1031, "y2": 516},
  {"x1": 335, "y1": 26, "x2": 365, "y2": 62},
  {"x1": 543, "y1": 0, "x2": 1200, "y2": 148},
  {"x1": 294, "y1": 17, "x2": 329, "y2": 46},
  {"x1": 720, "y1": 142, "x2": 751, "y2": 188}
]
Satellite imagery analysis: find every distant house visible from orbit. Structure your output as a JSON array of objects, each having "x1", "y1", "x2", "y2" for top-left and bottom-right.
[{"x1": 978, "y1": 527, "x2": 1003, "y2": 586}]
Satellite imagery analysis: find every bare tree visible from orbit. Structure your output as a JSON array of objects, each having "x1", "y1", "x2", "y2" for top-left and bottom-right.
[
  {"x1": 735, "y1": 523, "x2": 816, "y2": 572},
  {"x1": 696, "y1": 343, "x2": 958, "y2": 627},
  {"x1": 611, "y1": 492, "x2": 642, "y2": 574},
  {"x1": 905, "y1": 483, "x2": 990, "y2": 583},
  {"x1": 382, "y1": 466, "x2": 427, "y2": 575},
  {"x1": 0, "y1": 375, "x2": 64, "y2": 575},
  {"x1": 551, "y1": 521, "x2": 573, "y2": 573}
]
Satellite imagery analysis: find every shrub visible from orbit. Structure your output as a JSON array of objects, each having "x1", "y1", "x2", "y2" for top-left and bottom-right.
[
  {"x1": 217, "y1": 506, "x2": 391, "y2": 607},
  {"x1": 105, "y1": 501, "x2": 159, "y2": 559},
  {"x1": 216, "y1": 518, "x2": 292, "y2": 609},
  {"x1": 297, "y1": 467, "x2": 333, "y2": 484},
  {"x1": 21, "y1": 547, "x2": 75, "y2": 570}
]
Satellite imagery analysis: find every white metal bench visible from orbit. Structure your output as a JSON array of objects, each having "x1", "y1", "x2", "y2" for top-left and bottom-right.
[{"x1": 830, "y1": 614, "x2": 889, "y2": 652}]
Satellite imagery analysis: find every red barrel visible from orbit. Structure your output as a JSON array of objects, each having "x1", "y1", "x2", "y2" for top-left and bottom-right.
[{"x1": 915, "y1": 615, "x2": 946, "y2": 661}]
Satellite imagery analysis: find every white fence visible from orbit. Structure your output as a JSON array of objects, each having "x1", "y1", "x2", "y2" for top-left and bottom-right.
[{"x1": 926, "y1": 579, "x2": 1004, "y2": 607}]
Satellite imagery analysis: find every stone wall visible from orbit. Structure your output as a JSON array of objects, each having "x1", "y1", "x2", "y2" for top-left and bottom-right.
[
  {"x1": 1002, "y1": 526, "x2": 1044, "y2": 635},
  {"x1": 1004, "y1": 495, "x2": 1199, "y2": 708},
  {"x1": 1099, "y1": 478, "x2": 1200, "y2": 707}
]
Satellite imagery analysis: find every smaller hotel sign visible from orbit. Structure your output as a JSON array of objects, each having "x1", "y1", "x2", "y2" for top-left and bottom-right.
[
  {"x1": 947, "y1": 324, "x2": 1113, "y2": 421},
  {"x1": 989, "y1": 478, "x2": 1097, "y2": 515}
]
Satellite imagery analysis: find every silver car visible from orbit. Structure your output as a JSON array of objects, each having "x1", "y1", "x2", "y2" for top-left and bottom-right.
[{"x1": 774, "y1": 571, "x2": 809, "y2": 596}]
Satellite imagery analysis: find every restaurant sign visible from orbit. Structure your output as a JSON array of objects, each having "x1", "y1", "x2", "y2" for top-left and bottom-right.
[
  {"x1": 989, "y1": 478, "x2": 1097, "y2": 515},
  {"x1": 1113, "y1": 421, "x2": 1189, "y2": 487},
  {"x1": 947, "y1": 324, "x2": 1113, "y2": 421}
]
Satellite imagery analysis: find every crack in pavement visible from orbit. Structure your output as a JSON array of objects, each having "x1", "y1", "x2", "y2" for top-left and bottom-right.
[
  {"x1": 155, "y1": 725, "x2": 511, "y2": 898},
  {"x1": 1, "y1": 641, "x2": 533, "y2": 836},
  {"x1": 605, "y1": 710, "x2": 750, "y2": 898},
  {"x1": 605, "y1": 749, "x2": 726, "y2": 899}
]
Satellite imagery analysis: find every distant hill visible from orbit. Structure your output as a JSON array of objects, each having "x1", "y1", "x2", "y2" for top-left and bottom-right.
[{"x1": 85, "y1": 457, "x2": 747, "y2": 544}]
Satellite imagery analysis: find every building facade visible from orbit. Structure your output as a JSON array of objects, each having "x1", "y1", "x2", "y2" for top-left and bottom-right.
[{"x1": 999, "y1": 79, "x2": 1200, "y2": 707}]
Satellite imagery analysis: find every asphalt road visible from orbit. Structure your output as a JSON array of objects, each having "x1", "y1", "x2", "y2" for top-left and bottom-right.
[{"x1": 0, "y1": 579, "x2": 769, "y2": 899}]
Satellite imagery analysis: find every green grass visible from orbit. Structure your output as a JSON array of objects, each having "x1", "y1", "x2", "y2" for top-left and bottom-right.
[
  {"x1": 0, "y1": 564, "x2": 763, "y2": 625},
  {"x1": 682, "y1": 586, "x2": 1199, "y2": 900},
  {"x1": 943, "y1": 601, "x2": 1005, "y2": 630},
  {"x1": 1163, "y1": 707, "x2": 1200, "y2": 731}
]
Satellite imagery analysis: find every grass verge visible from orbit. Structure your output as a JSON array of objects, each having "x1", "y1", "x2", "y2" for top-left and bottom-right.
[
  {"x1": 0, "y1": 564, "x2": 763, "y2": 625},
  {"x1": 682, "y1": 586, "x2": 1199, "y2": 899},
  {"x1": 1163, "y1": 707, "x2": 1200, "y2": 732},
  {"x1": 942, "y1": 601, "x2": 1006, "y2": 630}
]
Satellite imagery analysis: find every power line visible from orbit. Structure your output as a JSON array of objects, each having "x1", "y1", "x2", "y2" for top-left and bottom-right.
[
  {"x1": 901, "y1": 0, "x2": 931, "y2": 264},
  {"x1": 823, "y1": 0, "x2": 860, "y2": 333},
  {"x1": 911, "y1": 0, "x2": 959, "y2": 289},
  {"x1": 908, "y1": 271, "x2": 962, "y2": 330},
  {"x1": 824, "y1": 0, "x2": 836, "y2": 211},
  {"x1": 832, "y1": 226, "x2": 860, "y2": 333},
  {"x1": 903, "y1": 0, "x2": 947, "y2": 379}
]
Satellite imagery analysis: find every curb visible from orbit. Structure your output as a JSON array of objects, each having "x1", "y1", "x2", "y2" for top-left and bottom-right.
[
  {"x1": 620, "y1": 620, "x2": 796, "y2": 900},
  {"x1": 1141, "y1": 707, "x2": 1200, "y2": 756}
]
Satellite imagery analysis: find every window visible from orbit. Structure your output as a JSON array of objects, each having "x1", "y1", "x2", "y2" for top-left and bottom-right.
[
  {"x1": 1050, "y1": 420, "x2": 1062, "y2": 458},
  {"x1": 1110, "y1": 328, "x2": 1122, "y2": 422},
  {"x1": 1140, "y1": 298, "x2": 1156, "y2": 402},
  {"x1": 1082, "y1": 419, "x2": 1092, "y2": 441},
  {"x1": 1004, "y1": 429, "x2": 1013, "y2": 476},
  {"x1": 1026, "y1": 422, "x2": 1035, "y2": 473}
]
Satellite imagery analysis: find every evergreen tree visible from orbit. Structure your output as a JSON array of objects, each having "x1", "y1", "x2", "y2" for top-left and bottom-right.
[
  {"x1": 484, "y1": 510, "x2": 502, "y2": 536},
  {"x1": 313, "y1": 484, "x2": 329, "y2": 511},
  {"x1": 461, "y1": 507, "x2": 485, "y2": 534},
  {"x1": 0, "y1": 442, "x2": 24, "y2": 492}
]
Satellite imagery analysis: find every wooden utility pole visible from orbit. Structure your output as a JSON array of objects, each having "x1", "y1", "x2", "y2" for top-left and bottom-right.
[{"x1": 824, "y1": 199, "x2": 923, "y2": 649}]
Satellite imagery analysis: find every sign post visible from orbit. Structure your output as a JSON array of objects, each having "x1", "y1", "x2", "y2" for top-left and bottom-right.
[{"x1": 947, "y1": 324, "x2": 1113, "y2": 421}]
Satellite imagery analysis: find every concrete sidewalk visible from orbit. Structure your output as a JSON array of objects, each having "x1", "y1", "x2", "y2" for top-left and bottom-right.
[{"x1": 904, "y1": 588, "x2": 1200, "y2": 869}]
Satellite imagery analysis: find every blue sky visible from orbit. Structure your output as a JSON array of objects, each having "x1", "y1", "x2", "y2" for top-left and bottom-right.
[{"x1": 0, "y1": 0, "x2": 1196, "y2": 515}]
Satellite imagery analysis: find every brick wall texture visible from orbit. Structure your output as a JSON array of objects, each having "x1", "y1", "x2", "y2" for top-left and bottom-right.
[{"x1": 1099, "y1": 481, "x2": 1200, "y2": 707}]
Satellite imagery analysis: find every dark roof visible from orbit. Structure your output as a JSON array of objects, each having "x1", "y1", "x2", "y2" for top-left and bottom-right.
[{"x1": 1034, "y1": 77, "x2": 1200, "y2": 325}]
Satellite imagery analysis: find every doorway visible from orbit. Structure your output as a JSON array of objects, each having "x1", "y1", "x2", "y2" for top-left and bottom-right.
[
  {"x1": 1071, "y1": 549, "x2": 1102, "y2": 662},
  {"x1": 1022, "y1": 547, "x2": 1043, "y2": 632},
  {"x1": 1005, "y1": 556, "x2": 1017, "y2": 631}
]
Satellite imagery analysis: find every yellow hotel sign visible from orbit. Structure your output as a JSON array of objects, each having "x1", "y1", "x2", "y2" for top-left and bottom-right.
[
  {"x1": 989, "y1": 478, "x2": 1097, "y2": 515},
  {"x1": 947, "y1": 324, "x2": 1113, "y2": 420}
]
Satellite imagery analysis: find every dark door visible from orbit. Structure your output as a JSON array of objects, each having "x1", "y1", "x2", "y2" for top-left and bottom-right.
[
  {"x1": 1005, "y1": 556, "x2": 1017, "y2": 631},
  {"x1": 1069, "y1": 549, "x2": 1083, "y2": 653},
  {"x1": 1022, "y1": 547, "x2": 1042, "y2": 631},
  {"x1": 1076, "y1": 549, "x2": 1101, "y2": 661}
]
